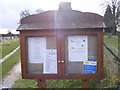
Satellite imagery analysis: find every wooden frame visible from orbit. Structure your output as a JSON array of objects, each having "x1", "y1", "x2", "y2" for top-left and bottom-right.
[{"x1": 19, "y1": 28, "x2": 103, "y2": 80}]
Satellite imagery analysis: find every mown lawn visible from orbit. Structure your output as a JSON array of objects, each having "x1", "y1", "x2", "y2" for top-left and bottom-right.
[
  {"x1": 13, "y1": 79, "x2": 82, "y2": 88},
  {"x1": 0, "y1": 39, "x2": 19, "y2": 58},
  {"x1": 13, "y1": 79, "x2": 37, "y2": 88},
  {"x1": 0, "y1": 63, "x2": 2, "y2": 79},
  {"x1": 2, "y1": 49, "x2": 20, "y2": 77},
  {"x1": 13, "y1": 35, "x2": 119, "y2": 88},
  {"x1": 104, "y1": 35, "x2": 118, "y2": 48}
]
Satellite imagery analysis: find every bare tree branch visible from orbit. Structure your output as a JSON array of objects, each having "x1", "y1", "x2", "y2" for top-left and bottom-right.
[{"x1": 20, "y1": 9, "x2": 44, "y2": 19}]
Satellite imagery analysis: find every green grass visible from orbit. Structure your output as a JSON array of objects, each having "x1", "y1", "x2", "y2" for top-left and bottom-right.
[
  {"x1": 13, "y1": 79, "x2": 37, "y2": 88},
  {"x1": 46, "y1": 80, "x2": 81, "y2": 88},
  {"x1": 0, "y1": 39, "x2": 19, "y2": 58},
  {"x1": 0, "y1": 63, "x2": 2, "y2": 80},
  {"x1": 104, "y1": 35, "x2": 118, "y2": 48},
  {"x1": 2, "y1": 49, "x2": 20, "y2": 77},
  {"x1": 13, "y1": 35, "x2": 119, "y2": 88},
  {"x1": 13, "y1": 79, "x2": 81, "y2": 88}
]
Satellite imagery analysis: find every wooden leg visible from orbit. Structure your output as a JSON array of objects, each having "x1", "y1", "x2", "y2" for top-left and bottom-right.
[
  {"x1": 82, "y1": 79, "x2": 89, "y2": 89},
  {"x1": 37, "y1": 79, "x2": 46, "y2": 89}
]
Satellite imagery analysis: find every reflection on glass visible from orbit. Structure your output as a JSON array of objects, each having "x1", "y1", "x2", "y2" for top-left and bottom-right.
[
  {"x1": 27, "y1": 36, "x2": 57, "y2": 74},
  {"x1": 65, "y1": 35, "x2": 97, "y2": 75}
]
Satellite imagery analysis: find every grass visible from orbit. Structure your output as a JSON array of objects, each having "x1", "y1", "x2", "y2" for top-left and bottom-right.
[
  {"x1": 0, "y1": 39, "x2": 19, "y2": 58},
  {"x1": 93, "y1": 55, "x2": 119, "y2": 88},
  {"x1": 104, "y1": 35, "x2": 118, "y2": 48},
  {"x1": 13, "y1": 79, "x2": 81, "y2": 88},
  {"x1": 13, "y1": 79, "x2": 37, "y2": 88},
  {"x1": 2, "y1": 49, "x2": 20, "y2": 77},
  {"x1": 46, "y1": 80, "x2": 81, "y2": 88},
  {"x1": 0, "y1": 63, "x2": 2, "y2": 80},
  {"x1": 13, "y1": 35, "x2": 119, "y2": 88}
]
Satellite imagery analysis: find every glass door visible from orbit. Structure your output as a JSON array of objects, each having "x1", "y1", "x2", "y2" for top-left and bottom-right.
[
  {"x1": 64, "y1": 35, "x2": 98, "y2": 75},
  {"x1": 26, "y1": 36, "x2": 58, "y2": 75}
]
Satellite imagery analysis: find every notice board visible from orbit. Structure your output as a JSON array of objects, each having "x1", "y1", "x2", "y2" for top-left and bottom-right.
[
  {"x1": 27, "y1": 36, "x2": 57, "y2": 74},
  {"x1": 65, "y1": 35, "x2": 97, "y2": 75}
]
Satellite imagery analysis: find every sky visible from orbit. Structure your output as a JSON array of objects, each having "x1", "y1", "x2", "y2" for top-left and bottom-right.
[{"x1": 0, "y1": 0, "x2": 107, "y2": 34}]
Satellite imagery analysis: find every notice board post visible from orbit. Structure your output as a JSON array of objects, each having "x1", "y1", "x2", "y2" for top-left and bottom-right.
[
  {"x1": 17, "y1": 2, "x2": 105, "y2": 89},
  {"x1": 37, "y1": 80, "x2": 46, "y2": 88},
  {"x1": 82, "y1": 79, "x2": 89, "y2": 88}
]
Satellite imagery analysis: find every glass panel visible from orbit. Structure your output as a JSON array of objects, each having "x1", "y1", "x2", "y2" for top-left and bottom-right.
[
  {"x1": 27, "y1": 36, "x2": 57, "y2": 74},
  {"x1": 65, "y1": 35, "x2": 97, "y2": 75}
]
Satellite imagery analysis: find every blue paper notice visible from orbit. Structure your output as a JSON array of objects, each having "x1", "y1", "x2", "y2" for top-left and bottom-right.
[
  {"x1": 84, "y1": 61, "x2": 97, "y2": 74},
  {"x1": 88, "y1": 59, "x2": 96, "y2": 61},
  {"x1": 88, "y1": 56, "x2": 97, "y2": 62}
]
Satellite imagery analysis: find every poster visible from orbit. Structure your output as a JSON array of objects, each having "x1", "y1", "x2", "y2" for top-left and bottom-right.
[
  {"x1": 28, "y1": 37, "x2": 46, "y2": 63},
  {"x1": 68, "y1": 35, "x2": 88, "y2": 62},
  {"x1": 84, "y1": 61, "x2": 97, "y2": 74},
  {"x1": 43, "y1": 49, "x2": 57, "y2": 74},
  {"x1": 88, "y1": 56, "x2": 97, "y2": 61}
]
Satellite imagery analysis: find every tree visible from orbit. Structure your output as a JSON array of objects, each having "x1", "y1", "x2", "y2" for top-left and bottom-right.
[
  {"x1": 104, "y1": 5, "x2": 114, "y2": 28},
  {"x1": 20, "y1": 9, "x2": 31, "y2": 19},
  {"x1": 104, "y1": 5, "x2": 114, "y2": 37},
  {"x1": 116, "y1": 1, "x2": 120, "y2": 24},
  {"x1": 7, "y1": 30, "x2": 12, "y2": 34},
  {"x1": 102, "y1": 0, "x2": 120, "y2": 35},
  {"x1": 20, "y1": 9, "x2": 44, "y2": 19}
]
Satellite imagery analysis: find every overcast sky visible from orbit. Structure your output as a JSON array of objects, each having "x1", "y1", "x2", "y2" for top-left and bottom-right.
[{"x1": 0, "y1": 0, "x2": 108, "y2": 33}]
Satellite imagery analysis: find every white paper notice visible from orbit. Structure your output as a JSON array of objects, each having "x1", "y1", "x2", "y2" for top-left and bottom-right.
[
  {"x1": 28, "y1": 37, "x2": 46, "y2": 63},
  {"x1": 68, "y1": 35, "x2": 88, "y2": 62},
  {"x1": 43, "y1": 49, "x2": 57, "y2": 74}
]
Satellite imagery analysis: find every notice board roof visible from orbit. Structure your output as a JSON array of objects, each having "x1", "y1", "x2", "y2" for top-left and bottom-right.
[{"x1": 17, "y1": 10, "x2": 106, "y2": 30}]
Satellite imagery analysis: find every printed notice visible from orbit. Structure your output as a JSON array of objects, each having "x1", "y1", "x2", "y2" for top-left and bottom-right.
[
  {"x1": 28, "y1": 37, "x2": 46, "y2": 63},
  {"x1": 43, "y1": 49, "x2": 57, "y2": 74},
  {"x1": 68, "y1": 36, "x2": 88, "y2": 62},
  {"x1": 84, "y1": 61, "x2": 97, "y2": 74}
]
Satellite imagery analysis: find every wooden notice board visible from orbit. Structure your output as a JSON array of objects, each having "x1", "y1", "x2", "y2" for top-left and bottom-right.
[{"x1": 19, "y1": 29, "x2": 103, "y2": 80}]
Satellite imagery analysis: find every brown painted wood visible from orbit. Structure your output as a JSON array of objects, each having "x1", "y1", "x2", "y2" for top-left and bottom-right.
[
  {"x1": 61, "y1": 33, "x2": 65, "y2": 76},
  {"x1": 19, "y1": 28, "x2": 104, "y2": 80},
  {"x1": 97, "y1": 30, "x2": 104, "y2": 76},
  {"x1": 57, "y1": 33, "x2": 62, "y2": 75},
  {"x1": 37, "y1": 80, "x2": 46, "y2": 89},
  {"x1": 81, "y1": 79, "x2": 89, "y2": 89},
  {"x1": 20, "y1": 33, "x2": 27, "y2": 78}
]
